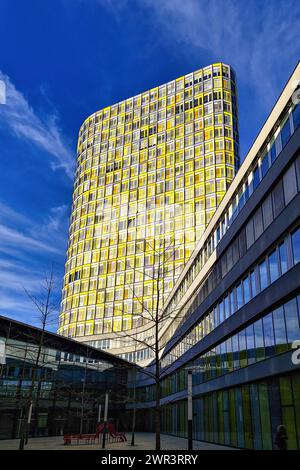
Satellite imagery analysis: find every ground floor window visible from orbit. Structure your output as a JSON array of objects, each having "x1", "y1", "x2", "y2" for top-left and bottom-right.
[{"x1": 161, "y1": 371, "x2": 300, "y2": 450}]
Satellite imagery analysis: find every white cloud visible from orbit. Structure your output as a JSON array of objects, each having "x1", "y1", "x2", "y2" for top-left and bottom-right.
[
  {"x1": 93, "y1": 0, "x2": 300, "y2": 112},
  {"x1": 0, "y1": 223, "x2": 61, "y2": 255},
  {"x1": 0, "y1": 291, "x2": 58, "y2": 329},
  {"x1": 142, "y1": 0, "x2": 300, "y2": 108},
  {"x1": 40, "y1": 204, "x2": 69, "y2": 234},
  {"x1": 0, "y1": 263, "x2": 41, "y2": 292},
  {"x1": 0, "y1": 256, "x2": 59, "y2": 327},
  {"x1": 0, "y1": 200, "x2": 31, "y2": 227},
  {"x1": 0, "y1": 71, "x2": 74, "y2": 178},
  {"x1": 0, "y1": 201, "x2": 68, "y2": 259},
  {"x1": 0, "y1": 202, "x2": 66, "y2": 326},
  {"x1": 0, "y1": 293, "x2": 37, "y2": 321}
]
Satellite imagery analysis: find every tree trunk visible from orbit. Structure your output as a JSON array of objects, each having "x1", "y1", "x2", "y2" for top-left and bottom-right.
[
  {"x1": 155, "y1": 288, "x2": 161, "y2": 451},
  {"x1": 131, "y1": 368, "x2": 137, "y2": 446},
  {"x1": 19, "y1": 322, "x2": 45, "y2": 449},
  {"x1": 155, "y1": 377, "x2": 161, "y2": 450}
]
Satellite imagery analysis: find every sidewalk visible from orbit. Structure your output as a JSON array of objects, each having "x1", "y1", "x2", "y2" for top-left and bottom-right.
[{"x1": 0, "y1": 432, "x2": 235, "y2": 451}]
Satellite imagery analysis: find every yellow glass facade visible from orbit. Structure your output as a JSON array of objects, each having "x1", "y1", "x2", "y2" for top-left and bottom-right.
[{"x1": 58, "y1": 63, "x2": 239, "y2": 346}]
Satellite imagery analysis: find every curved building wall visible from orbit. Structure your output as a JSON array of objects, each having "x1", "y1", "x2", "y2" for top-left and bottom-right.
[
  {"x1": 58, "y1": 63, "x2": 239, "y2": 357},
  {"x1": 131, "y1": 64, "x2": 300, "y2": 449}
]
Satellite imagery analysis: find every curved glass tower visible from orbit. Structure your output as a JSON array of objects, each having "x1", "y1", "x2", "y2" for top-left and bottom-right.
[{"x1": 58, "y1": 63, "x2": 239, "y2": 361}]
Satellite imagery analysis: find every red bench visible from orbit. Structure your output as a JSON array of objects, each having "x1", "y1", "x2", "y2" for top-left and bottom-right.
[
  {"x1": 63, "y1": 422, "x2": 126, "y2": 445},
  {"x1": 107, "y1": 422, "x2": 127, "y2": 442},
  {"x1": 63, "y1": 428, "x2": 101, "y2": 445}
]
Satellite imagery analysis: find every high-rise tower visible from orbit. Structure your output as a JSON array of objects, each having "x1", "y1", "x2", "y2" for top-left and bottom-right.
[{"x1": 58, "y1": 63, "x2": 239, "y2": 360}]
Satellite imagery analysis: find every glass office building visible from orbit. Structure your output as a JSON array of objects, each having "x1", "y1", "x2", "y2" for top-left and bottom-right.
[
  {"x1": 0, "y1": 316, "x2": 131, "y2": 439},
  {"x1": 58, "y1": 63, "x2": 239, "y2": 358},
  {"x1": 133, "y1": 63, "x2": 300, "y2": 449},
  {"x1": 1, "y1": 63, "x2": 300, "y2": 449}
]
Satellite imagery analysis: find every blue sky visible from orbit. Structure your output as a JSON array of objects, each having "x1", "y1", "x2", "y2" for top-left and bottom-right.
[{"x1": 0, "y1": 0, "x2": 299, "y2": 330}]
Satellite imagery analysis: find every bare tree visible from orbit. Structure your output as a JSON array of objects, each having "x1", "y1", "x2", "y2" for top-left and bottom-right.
[
  {"x1": 111, "y1": 238, "x2": 186, "y2": 451},
  {"x1": 19, "y1": 266, "x2": 58, "y2": 450}
]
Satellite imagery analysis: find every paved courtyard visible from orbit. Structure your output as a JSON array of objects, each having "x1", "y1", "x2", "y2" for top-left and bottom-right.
[{"x1": 0, "y1": 432, "x2": 234, "y2": 450}]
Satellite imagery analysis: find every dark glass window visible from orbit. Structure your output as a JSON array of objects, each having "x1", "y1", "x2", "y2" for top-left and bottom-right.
[
  {"x1": 258, "y1": 382, "x2": 272, "y2": 449},
  {"x1": 246, "y1": 219, "x2": 255, "y2": 248},
  {"x1": 284, "y1": 299, "x2": 300, "y2": 344},
  {"x1": 232, "y1": 334, "x2": 239, "y2": 369},
  {"x1": 209, "y1": 351, "x2": 216, "y2": 380},
  {"x1": 230, "y1": 290, "x2": 235, "y2": 315},
  {"x1": 238, "y1": 189, "x2": 245, "y2": 212},
  {"x1": 272, "y1": 180, "x2": 285, "y2": 217},
  {"x1": 226, "y1": 337, "x2": 233, "y2": 371},
  {"x1": 235, "y1": 388, "x2": 245, "y2": 448},
  {"x1": 293, "y1": 102, "x2": 300, "y2": 130},
  {"x1": 238, "y1": 330, "x2": 247, "y2": 367},
  {"x1": 254, "y1": 319, "x2": 265, "y2": 361},
  {"x1": 262, "y1": 194, "x2": 273, "y2": 229},
  {"x1": 270, "y1": 141, "x2": 276, "y2": 164},
  {"x1": 227, "y1": 245, "x2": 233, "y2": 271},
  {"x1": 222, "y1": 218, "x2": 226, "y2": 236},
  {"x1": 261, "y1": 152, "x2": 269, "y2": 178},
  {"x1": 236, "y1": 283, "x2": 243, "y2": 310},
  {"x1": 259, "y1": 260, "x2": 268, "y2": 291},
  {"x1": 253, "y1": 165, "x2": 260, "y2": 191},
  {"x1": 244, "y1": 183, "x2": 250, "y2": 203},
  {"x1": 219, "y1": 301, "x2": 224, "y2": 323},
  {"x1": 224, "y1": 295, "x2": 230, "y2": 319},
  {"x1": 209, "y1": 311, "x2": 214, "y2": 331},
  {"x1": 254, "y1": 208, "x2": 263, "y2": 240},
  {"x1": 220, "y1": 341, "x2": 227, "y2": 374},
  {"x1": 273, "y1": 306, "x2": 287, "y2": 353},
  {"x1": 283, "y1": 164, "x2": 297, "y2": 204},
  {"x1": 279, "y1": 241, "x2": 288, "y2": 274},
  {"x1": 250, "y1": 384, "x2": 263, "y2": 450},
  {"x1": 291, "y1": 226, "x2": 300, "y2": 264},
  {"x1": 239, "y1": 228, "x2": 247, "y2": 257},
  {"x1": 214, "y1": 305, "x2": 219, "y2": 326},
  {"x1": 268, "y1": 250, "x2": 279, "y2": 283},
  {"x1": 281, "y1": 117, "x2": 291, "y2": 148},
  {"x1": 232, "y1": 238, "x2": 240, "y2": 264},
  {"x1": 246, "y1": 324, "x2": 256, "y2": 364},
  {"x1": 262, "y1": 313, "x2": 275, "y2": 357},
  {"x1": 250, "y1": 270, "x2": 257, "y2": 298},
  {"x1": 215, "y1": 344, "x2": 221, "y2": 376},
  {"x1": 243, "y1": 276, "x2": 250, "y2": 303}
]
